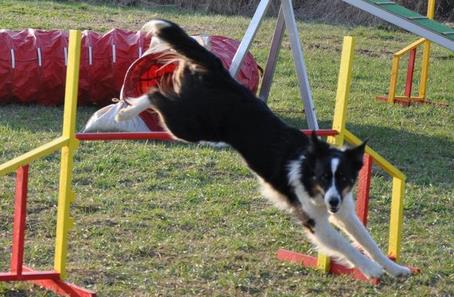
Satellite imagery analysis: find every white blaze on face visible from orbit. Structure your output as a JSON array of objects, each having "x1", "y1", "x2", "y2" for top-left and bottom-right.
[{"x1": 324, "y1": 158, "x2": 341, "y2": 208}]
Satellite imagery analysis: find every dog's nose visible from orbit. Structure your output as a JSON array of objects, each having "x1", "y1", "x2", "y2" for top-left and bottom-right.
[{"x1": 328, "y1": 197, "x2": 340, "y2": 208}]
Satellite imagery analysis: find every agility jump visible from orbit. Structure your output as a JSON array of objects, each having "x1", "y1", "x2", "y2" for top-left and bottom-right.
[
  {"x1": 0, "y1": 30, "x2": 96, "y2": 297},
  {"x1": 276, "y1": 37, "x2": 418, "y2": 284},
  {"x1": 0, "y1": 27, "x2": 415, "y2": 296},
  {"x1": 376, "y1": 0, "x2": 450, "y2": 106}
]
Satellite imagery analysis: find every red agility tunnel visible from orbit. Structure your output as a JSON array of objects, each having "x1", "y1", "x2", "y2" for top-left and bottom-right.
[
  {"x1": 0, "y1": 29, "x2": 260, "y2": 107},
  {"x1": 0, "y1": 29, "x2": 150, "y2": 106}
]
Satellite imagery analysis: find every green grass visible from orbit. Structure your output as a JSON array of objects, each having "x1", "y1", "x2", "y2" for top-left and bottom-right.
[{"x1": 0, "y1": 1, "x2": 453, "y2": 296}]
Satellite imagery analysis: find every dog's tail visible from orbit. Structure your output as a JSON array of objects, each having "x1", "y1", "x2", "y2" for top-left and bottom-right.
[{"x1": 142, "y1": 19, "x2": 221, "y2": 69}]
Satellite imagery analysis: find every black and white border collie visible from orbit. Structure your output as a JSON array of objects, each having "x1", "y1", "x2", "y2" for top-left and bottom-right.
[{"x1": 116, "y1": 19, "x2": 411, "y2": 279}]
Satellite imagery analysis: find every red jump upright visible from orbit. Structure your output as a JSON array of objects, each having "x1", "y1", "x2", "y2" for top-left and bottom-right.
[{"x1": 0, "y1": 165, "x2": 96, "y2": 297}]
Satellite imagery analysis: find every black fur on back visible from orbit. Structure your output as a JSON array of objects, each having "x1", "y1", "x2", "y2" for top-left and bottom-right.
[{"x1": 143, "y1": 19, "x2": 365, "y2": 224}]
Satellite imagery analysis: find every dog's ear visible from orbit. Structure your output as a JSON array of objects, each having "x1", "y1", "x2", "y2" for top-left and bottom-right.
[
  {"x1": 345, "y1": 139, "x2": 368, "y2": 171},
  {"x1": 308, "y1": 130, "x2": 330, "y2": 155}
]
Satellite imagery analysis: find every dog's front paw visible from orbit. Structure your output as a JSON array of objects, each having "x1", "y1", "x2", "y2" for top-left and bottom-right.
[
  {"x1": 385, "y1": 262, "x2": 411, "y2": 278},
  {"x1": 360, "y1": 262, "x2": 384, "y2": 279}
]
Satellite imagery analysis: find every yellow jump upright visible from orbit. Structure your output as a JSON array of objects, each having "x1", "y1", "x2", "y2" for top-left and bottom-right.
[
  {"x1": 54, "y1": 29, "x2": 82, "y2": 279},
  {"x1": 330, "y1": 34, "x2": 407, "y2": 267},
  {"x1": 318, "y1": 36, "x2": 356, "y2": 272}
]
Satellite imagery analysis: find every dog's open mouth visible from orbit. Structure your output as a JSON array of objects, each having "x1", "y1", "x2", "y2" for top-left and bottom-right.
[{"x1": 329, "y1": 207, "x2": 339, "y2": 213}]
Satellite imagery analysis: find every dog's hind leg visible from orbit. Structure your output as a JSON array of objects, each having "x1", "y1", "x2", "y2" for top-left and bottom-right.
[
  {"x1": 115, "y1": 93, "x2": 154, "y2": 122},
  {"x1": 115, "y1": 89, "x2": 170, "y2": 123},
  {"x1": 329, "y1": 194, "x2": 411, "y2": 277}
]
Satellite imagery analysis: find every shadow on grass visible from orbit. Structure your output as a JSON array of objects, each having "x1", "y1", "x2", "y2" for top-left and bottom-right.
[
  {"x1": 279, "y1": 113, "x2": 453, "y2": 188},
  {"x1": 0, "y1": 105, "x2": 452, "y2": 188},
  {"x1": 0, "y1": 287, "x2": 31, "y2": 297}
]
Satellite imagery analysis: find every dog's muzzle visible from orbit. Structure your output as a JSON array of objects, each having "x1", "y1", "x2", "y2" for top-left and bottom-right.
[{"x1": 328, "y1": 196, "x2": 340, "y2": 213}]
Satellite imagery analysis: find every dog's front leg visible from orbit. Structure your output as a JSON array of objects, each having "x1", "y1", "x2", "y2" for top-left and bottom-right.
[
  {"x1": 303, "y1": 206, "x2": 384, "y2": 279},
  {"x1": 329, "y1": 194, "x2": 411, "y2": 277}
]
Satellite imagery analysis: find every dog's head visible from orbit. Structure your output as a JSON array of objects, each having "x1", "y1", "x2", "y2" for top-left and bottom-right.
[{"x1": 301, "y1": 132, "x2": 367, "y2": 213}]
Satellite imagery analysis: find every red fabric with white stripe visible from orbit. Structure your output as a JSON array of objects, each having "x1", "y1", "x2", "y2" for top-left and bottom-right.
[
  {"x1": 0, "y1": 29, "x2": 260, "y2": 108},
  {"x1": 210, "y1": 35, "x2": 260, "y2": 94},
  {"x1": 0, "y1": 29, "x2": 150, "y2": 106}
]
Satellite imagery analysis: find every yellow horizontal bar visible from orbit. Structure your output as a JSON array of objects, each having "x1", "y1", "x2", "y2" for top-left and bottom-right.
[
  {"x1": 344, "y1": 130, "x2": 406, "y2": 179},
  {"x1": 0, "y1": 137, "x2": 69, "y2": 176},
  {"x1": 394, "y1": 38, "x2": 426, "y2": 57}
]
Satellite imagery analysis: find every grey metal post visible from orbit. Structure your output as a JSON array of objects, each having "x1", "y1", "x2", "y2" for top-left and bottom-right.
[
  {"x1": 259, "y1": 7, "x2": 285, "y2": 102},
  {"x1": 281, "y1": 0, "x2": 319, "y2": 129},
  {"x1": 229, "y1": 0, "x2": 272, "y2": 78}
]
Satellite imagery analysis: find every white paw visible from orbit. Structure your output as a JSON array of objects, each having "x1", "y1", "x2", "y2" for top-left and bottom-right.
[
  {"x1": 115, "y1": 108, "x2": 133, "y2": 122},
  {"x1": 198, "y1": 141, "x2": 229, "y2": 148},
  {"x1": 141, "y1": 19, "x2": 171, "y2": 36},
  {"x1": 385, "y1": 263, "x2": 411, "y2": 278},
  {"x1": 361, "y1": 262, "x2": 384, "y2": 279}
]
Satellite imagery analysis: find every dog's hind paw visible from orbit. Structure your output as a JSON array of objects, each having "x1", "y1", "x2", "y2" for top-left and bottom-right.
[{"x1": 115, "y1": 108, "x2": 133, "y2": 122}]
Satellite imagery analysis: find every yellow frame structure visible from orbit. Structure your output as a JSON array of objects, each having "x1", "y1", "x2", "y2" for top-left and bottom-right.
[
  {"x1": 0, "y1": 30, "x2": 408, "y2": 284},
  {"x1": 317, "y1": 36, "x2": 407, "y2": 272},
  {"x1": 0, "y1": 30, "x2": 82, "y2": 279},
  {"x1": 385, "y1": 0, "x2": 435, "y2": 104}
]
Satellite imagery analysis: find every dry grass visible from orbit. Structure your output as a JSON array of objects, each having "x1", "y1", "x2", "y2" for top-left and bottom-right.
[{"x1": 88, "y1": 0, "x2": 454, "y2": 23}]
